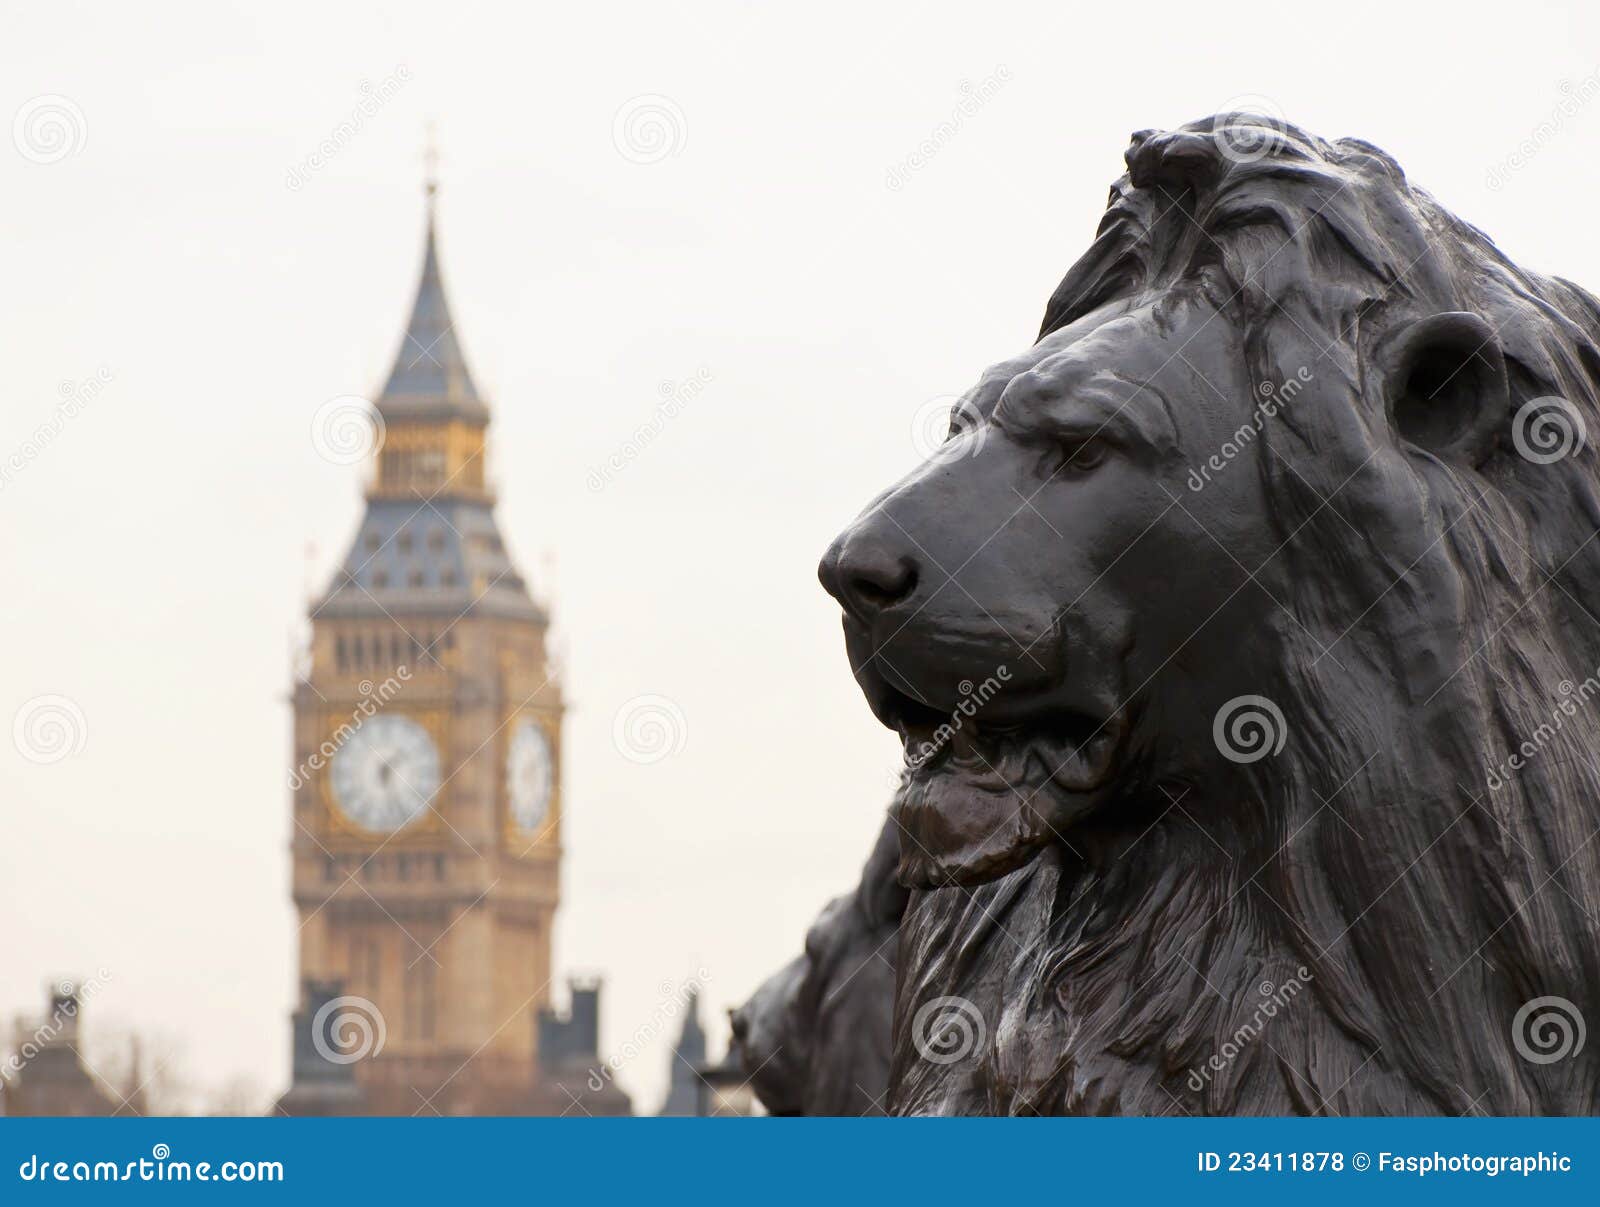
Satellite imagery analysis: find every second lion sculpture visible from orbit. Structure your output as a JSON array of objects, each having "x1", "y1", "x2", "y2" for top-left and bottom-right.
[{"x1": 741, "y1": 114, "x2": 1600, "y2": 1115}]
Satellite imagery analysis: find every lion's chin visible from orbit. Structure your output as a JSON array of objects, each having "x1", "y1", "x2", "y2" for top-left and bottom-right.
[{"x1": 892, "y1": 721, "x2": 1123, "y2": 888}]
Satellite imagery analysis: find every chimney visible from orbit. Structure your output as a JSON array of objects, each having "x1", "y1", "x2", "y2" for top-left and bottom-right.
[
  {"x1": 48, "y1": 982, "x2": 82, "y2": 1046},
  {"x1": 569, "y1": 978, "x2": 600, "y2": 1057}
]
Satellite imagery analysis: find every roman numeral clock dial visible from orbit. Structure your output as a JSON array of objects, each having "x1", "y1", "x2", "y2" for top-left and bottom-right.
[
  {"x1": 329, "y1": 714, "x2": 441, "y2": 832},
  {"x1": 507, "y1": 717, "x2": 553, "y2": 834}
]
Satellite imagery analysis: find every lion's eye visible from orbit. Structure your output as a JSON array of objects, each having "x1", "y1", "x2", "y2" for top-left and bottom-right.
[
  {"x1": 948, "y1": 406, "x2": 978, "y2": 439},
  {"x1": 1060, "y1": 438, "x2": 1109, "y2": 474}
]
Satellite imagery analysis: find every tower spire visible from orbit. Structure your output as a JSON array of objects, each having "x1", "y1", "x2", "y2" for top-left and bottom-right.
[
  {"x1": 374, "y1": 131, "x2": 486, "y2": 425},
  {"x1": 422, "y1": 121, "x2": 439, "y2": 211}
]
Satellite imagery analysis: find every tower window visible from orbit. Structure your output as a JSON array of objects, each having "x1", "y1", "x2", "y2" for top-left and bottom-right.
[
  {"x1": 397, "y1": 531, "x2": 414, "y2": 554},
  {"x1": 407, "y1": 961, "x2": 437, "y2": 1041},
  {"x1": 336, "y1": 636, "x2": 347, "y2": 670},
  {"x1": 428, "y1": 530, "x2": 446, "y2": 552},
  {"x1": 372, "y1": 571, "x2": 389, "y2": 589}
]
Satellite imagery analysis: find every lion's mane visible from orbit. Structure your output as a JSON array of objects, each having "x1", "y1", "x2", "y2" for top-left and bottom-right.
[{"x1": 892, "y1": 115, "x2": 1600, "y2": 1116}]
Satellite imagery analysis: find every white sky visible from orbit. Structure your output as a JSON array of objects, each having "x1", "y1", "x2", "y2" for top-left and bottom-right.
[{"x1": 4, "y1": 0, "x2": 1600, "y2": 1113}]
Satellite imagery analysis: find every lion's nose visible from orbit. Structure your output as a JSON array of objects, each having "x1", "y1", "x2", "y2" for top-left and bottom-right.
[
  {"x1": 819, "y1": 525, "x2": 920, "y2": 622},
  {"x1": 728, "y1": 1006, "x2": 749, "y2": 1046}
]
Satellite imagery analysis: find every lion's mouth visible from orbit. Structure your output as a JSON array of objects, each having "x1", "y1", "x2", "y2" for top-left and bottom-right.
[
  {"x1": 867, "y1": 678, "x2": 1128, "y2": 888},
  {"x1": 881, "y1": 689, "x2": 1121, "y2": 793}
]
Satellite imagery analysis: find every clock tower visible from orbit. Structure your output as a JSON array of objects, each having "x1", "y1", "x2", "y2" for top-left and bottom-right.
[{"x1": 284, "y1": 176, "x2": 562, "y2": 1115}]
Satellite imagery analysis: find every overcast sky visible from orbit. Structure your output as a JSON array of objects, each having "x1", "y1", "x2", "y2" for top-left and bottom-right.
[{"x1": 4, "y1": 0, "x2": 1600, "y2": 1113}]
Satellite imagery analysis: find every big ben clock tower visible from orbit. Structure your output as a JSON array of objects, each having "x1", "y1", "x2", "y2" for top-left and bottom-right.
[{"x1": 283, "y1": 174, "x2": 562, "y2": 1116}]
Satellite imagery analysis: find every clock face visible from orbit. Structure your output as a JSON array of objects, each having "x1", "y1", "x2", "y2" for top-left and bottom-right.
[
  {"x1": 507, "y1": 719, "x2": 553, "y2": 832},
  {"x1": 329, "y1": 715, "x2": 440, "y2": 832}
]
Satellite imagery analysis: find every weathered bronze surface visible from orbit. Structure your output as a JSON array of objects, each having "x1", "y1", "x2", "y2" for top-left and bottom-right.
[{"x1": 742, "y1": 114, "x2": 1600, "y2": 1115}]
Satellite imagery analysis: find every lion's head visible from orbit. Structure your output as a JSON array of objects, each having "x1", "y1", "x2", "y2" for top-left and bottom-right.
[{"x1": 820, "y1": 115, "x2": 1600, "y2": 1114}]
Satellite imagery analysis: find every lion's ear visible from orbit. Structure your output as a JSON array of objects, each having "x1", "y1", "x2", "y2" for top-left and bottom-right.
[{"x1": 1380, "y1": 312, "x2": 1508, "y2": 467}]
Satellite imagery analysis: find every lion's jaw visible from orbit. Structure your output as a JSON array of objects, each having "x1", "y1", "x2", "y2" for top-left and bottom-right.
[{"x1": 849, "y1": 648, "x2": 1129, "y2": 887}]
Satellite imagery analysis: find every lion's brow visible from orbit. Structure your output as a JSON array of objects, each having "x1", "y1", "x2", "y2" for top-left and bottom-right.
[{"x1": 1000, "y1": 368, "x2": 1179, "y2": 454}]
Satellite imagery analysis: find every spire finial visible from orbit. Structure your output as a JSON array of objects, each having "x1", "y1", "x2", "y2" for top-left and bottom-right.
[{"x1": 423, "y1": 120, "x2": 439, "y2": 208}]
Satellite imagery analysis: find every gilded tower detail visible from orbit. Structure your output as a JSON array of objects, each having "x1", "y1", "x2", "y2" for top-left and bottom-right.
[{"x1": 282, "y1": 183, "x2": 563, "y2": 1115}]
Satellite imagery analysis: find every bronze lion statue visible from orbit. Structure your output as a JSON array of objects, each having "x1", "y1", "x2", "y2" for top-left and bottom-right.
[{"x1": 742, "y1": 113, "x2": 1600, "y2": 1115}]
